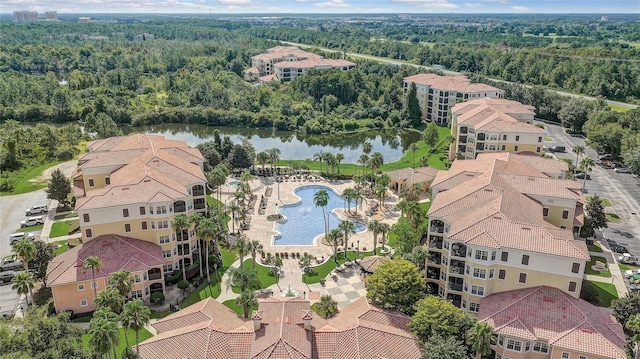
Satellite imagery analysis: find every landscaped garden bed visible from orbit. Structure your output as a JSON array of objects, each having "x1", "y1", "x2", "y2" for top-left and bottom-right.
[{"x1": 266, "y1": 214, "x2": 285, "y2": 222}]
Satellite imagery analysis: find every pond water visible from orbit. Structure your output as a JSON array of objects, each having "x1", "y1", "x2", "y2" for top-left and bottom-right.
[
  {"x1": 122, "y1": 124, "x2": 420, "y2": 164},
  {"x1": 273, "y1": 185, "x2": 366, "y2": 246}
]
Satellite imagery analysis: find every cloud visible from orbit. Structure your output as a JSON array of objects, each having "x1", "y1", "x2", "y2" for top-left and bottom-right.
[
  {"x1": 464, "y1": 2, "x2": 483, "y2": 7},
  {"x1": 313, "y1": 0, "x2": 351, "y2": 8},
  {"x1": 391, "y1": 0, "x2": 460, "y2": 9},
  {"x1": 483, "y1": 0, "x2": 509, "y2": 4},
  {"x1": 511, "y1": 5, "x2": 530, "y2": 11}
]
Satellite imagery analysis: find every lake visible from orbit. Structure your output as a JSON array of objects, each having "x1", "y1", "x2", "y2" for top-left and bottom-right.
[{"x1": 122, "y1": 124, "x2": 420, "y2": 164}]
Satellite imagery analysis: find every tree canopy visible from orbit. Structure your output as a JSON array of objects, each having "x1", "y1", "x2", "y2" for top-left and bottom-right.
[{"x1": 366, "y1": 259, "x2": 425, "y2": 314}]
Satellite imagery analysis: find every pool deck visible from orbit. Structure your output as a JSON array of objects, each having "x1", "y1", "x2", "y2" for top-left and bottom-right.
[{"x1": 219, "y1": 176, "x2": 401, "y2": 261}]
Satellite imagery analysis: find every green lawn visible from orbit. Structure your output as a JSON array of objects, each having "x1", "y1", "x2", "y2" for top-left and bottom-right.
[
  {"x1": 17, "y1": 224, "x2": 43, "y2": 233},
  {"x1": 179, "y1": 249, "x2": 237, "y2": 308},
  {"x1": 150, "y1": 310, "x2": 173, "y2": 319},
  {"x1": 587, "y1": 243, "x2": 603, "y2": 253},
  {"x1": 54, "y1": 212, "x2": 78, "y2": 220},
  {"x1": 585, "y1": 256, "x2": 611, "y2": 278},
  {"x1": 302, "y1": 249, "x2": 382, "y2": 284},
  {"x1": 619, "y1": 263, "x2": 640, "y2": 271},
  {"x1": 232, "y1": 258, "x2": 278, "y2": 293},
  {"x1": 585, "y1": 280, "x2": 618, "y2": 307},
  {"x1": 50, "y1": 220, "x2": 80, "y2": 238},
  {"x1": 0, "y1": 160, "x2": 61, "y2": 196},
  {"x1": 586, "y1": 196, "x2": 611, "y2": 207},
  {"x1": 380, "y1": 127, "x2": 451, "y2": 172},
  {"x1": 81, "y1": 327, "x2": 153, "y2": 358},
  {"x1": 55, "y1": 240, "x2": 70, "y2": 255},
  {"x1": 222, "y1": 299, "x2": 255, "y2": 318},
  {"x1": 606, "y1": 213, "x2": 622, "y2": 223},
  {"x1": 609, "y1": 104, "x2": 631, "y2": 112},
  {"x1": 544, "y1": 137, "x2": 553, "y2": 141}
]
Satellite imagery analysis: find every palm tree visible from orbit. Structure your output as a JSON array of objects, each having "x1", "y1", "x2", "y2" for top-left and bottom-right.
[
  {"x1": 342, "y1": 188, "x2": 354, "y2": 213},
  {"x1": 95, "y1": 287, "x2": 123, "y2": 314},
  {"x1": 247, "y1": 240, "x2": 263, "y2": 270},
  {"x1": 83, "y1": 255, "x2": 103, "y2": 302},
  {"x1": 12, "y1": 271, "x2": 35, "y2": 307},
  {"x1": 379, "y1": 223, "x2": 391, "y2": 251},
  {"x1": 315, "y1": 294, "x2": 339, "y2": 319},
  {"x1": 122, "y1": 299, "x2": 151, "y2": 359},
  {"x1": 368, "y1": 220, "x2": 382, "y2": 254},
  {"x1": 352, "y1": 188, "x2": 364, "y2": 215},
  {"x1": 362, "y1": 141, "x2": 372, "y2": 156},
  {"x1": 358, "y1": 154, "x2": 369, "y2": 179},
  {"x1": 313, "y1": 151, "x2": 325, "y2": 175},
  {"x1": 466, "y1": 321, "x2": 495, "y2": 359},
  {"x1": 225, "y1": 266, "x2": 260, "y2": 293},
  {"x1": 227, "y1": 201, "x2": 241, "y2": 234},
  {"x1": 234, "y1": 236, "x2": 248, "y2": 265},
  {"x1": 338, "y1": 220, "x2": 356, "y2": 259},
  {"x1": 573, "y1": 144, "x2": 584, "y2": 175},
  {"x1": 326, "y1": 229, "x2": 342, "y2": 263},
  {"x1": 195, "y1": 216, "x2": 216, "y2": 286},
  {"x1": 236, "y1": 290, "x2": 258, "y2": 319},
  {"x1": 89, "y1": 309, "x2": 119, "y2": 359},
  {"x1": 313, "y1": 189, "x2": 330, "y2": 239},
  {"x1": 409, "y1": 142, "x2": 419, "y2": 168},
  {"x1": 370, "y1": 152, "x2": 384, "y2": 179},
  {"x1": 12, "y1": 238, "x2": 36, "y2": 272},
  {"x1": 109, "y1": 269, "x2": 132, "y2": 313},
  {"x1": 324, "y1": 153, "x2": 335, "y2": 175},
  {"x1": 268, "y1": 147, "x2": 281, "y2": 174},
  {"x1": 171, "y1": 213, "x2": 191, "y2": 281},
  {"x1": 335, "y1": 153, "x2": 345, "y2": 173},
  {"x1": 257, "y1": 151, "x2": 269, "y2": 175},
  {"x1": 580, "y1": 157, "x2": 595, "y2": 191}
]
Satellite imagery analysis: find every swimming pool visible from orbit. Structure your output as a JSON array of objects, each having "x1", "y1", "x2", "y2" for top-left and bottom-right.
[
  {"x1": 273, "y1": 186, "x2": 366, "y2": 246},
  {"x1": 228, "y1": 181, "x2": 240, "y2": 187}
]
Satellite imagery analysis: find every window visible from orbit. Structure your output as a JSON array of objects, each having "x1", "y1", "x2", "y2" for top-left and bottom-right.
[
  {"x1": 543, "y1": 207, "x2": 549, "y2": 217},
  {"x1": 139, "y1": 206, "x2": 146, "y2": 215},
  {"x1": 498, "y1": 269, "x2": 506, "y2": 280},
  {"x1": 469, "y1": 302, "x2": 480, "y2": 312},
  {"x1": 80, "y1": 300, "x2": 88, "y2": 307},
  {"x1": 514, "y1": 145, "x2": 519, "y2": 151},
  {"x1": 91, "y1": 282, "x2": 98, "y2": 289},
  {"x1": 131, "y1": 289, "x2": 143, "y2": 299},
  {"x1": 462, "y1": 299, "x2": 467, "y2": 309},
  {"x1": 503, "y1": 135, "x2": 507, "y2": 140},
  {"x1": 525, "y1": 341, "x2": 531, "y2": 352},
  {"x1": 538, "y1": 136, "x2": 542, "y2": 142},
  {"x1": 78, "y1": 284, "x2": 85, "y2": 291},
  {"x1": 158, "y1": 220, "x2": 169, "y2": 229},
  {"x1": 568, "y1": 281, "x2": 577, "y2": 292},
  {"x1": 572, "y1": 263, "x2": 580, "y2": 273},
  {"x1": 163, "y1": 264, "x2": 173, "y2": 273},
  {"x1": 579, "y1": 356, "x2": 586, "y2": 359},
  {"x1": 522, "y1": 255, "x2": 529, "y2": 265},
  {"x1": 519, "y1": 273, "x2": 527, "y2": 283},
  {"x1": 151, "y1": 221, "x2": 156, "y2": 229},
  {"x1": 471, "y1": 285, "x2": 485, "y2": 296},
  {"x1": 124, "y1": 223, "x2": 131, "y2": 232},
  {"x1": 83, "y1": 213, "x2": 90, "y2": 222},
  {"x1": 562, "y1": 210, "x2": 569, "y2": 219},
  {"x1": 149, "y1": 206, "x2": 154, "y2": 214},
  {"x1": 156, "y1": 206, "x2": 167, "y2": 214},
  {"x1": 536, "y1": 147, "x2": 541, "y2": 153},
  {"x1": 134, "y1": 274, "x2": 142, "y2": 283},
  {"x1": 561, "y1": 225, "x2": 567, "y2": 229},
  {"x1": 507, "y1": 339, "x2": 522, "y2": 352},
  {"x1": 475, "y1": 250, "x2": 488, "y2": 260},
  {"x1": 533, "y1": 341, "x2": 549, "y2": 353},
  {"x1": 491, "y1": 251, "x2": 496, "y2": 261},
  {"x1": 489, "y1": 269, "x2": 495, "y2": 279},
  {"x1": 88, "y1": 178, "x2": 95, "y2": 187},
  {"x1": 466, "y1": 265, "x2": 470, "y2": 275},
  {"x1": 123, "y1": 208, "x2": 129, "y2": 217},
  {"x1": 105, "y1": 177, "x2": 111, "y2": 185},
  {"x1": 473, "y1": 268, "x2": 487, "y2": 279},
  {"x1": 501, "y1": 251, "x2": 509, "y2": 262},
  {"x1": 141, "y1": 222, "x2": 148, "y2": 230},
  {"x1": 159, "y1": 235, "x2": 171, "y2": 244},
  {"x1": 85, "y1": 229, "x2": 92, "y2": 238},
  {"x1": 561, "y1": 353, "x2": 570, "y2": 359},
  {"x1": 515, "y1": 135, "x2": 520, "y2": 141},
  {"x1": 498, "y1": 335, "x2": 504, "y2": 347},
  {"x1": 163, "y1": 250, "x2": 171, "y2": 258}
]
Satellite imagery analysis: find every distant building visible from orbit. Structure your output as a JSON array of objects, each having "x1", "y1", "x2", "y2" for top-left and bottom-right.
[
  {"x1": 79, "y1": 34, "x2": 108, "y2": 41},
  {"x1": 78, "y1": 17, "x2": 91, "y2": 23},
  {"x1": 133, "y1": 33, "x2": 154, "y2": 41},
  {"x1": 250, "y1": 46, "x2": 356, "y2": 83},
  {"x1": 403, "y1": 73, "x2": 503, "y2": 125},
  {"x1": 44, "y1": 11, "x2": 58, "y2": 21},
  {"x1": 13, "y1": 11, "x2": 39, "y2": 22},
  {"x1": 398, "y1": 13, "x2": 412, "y2": 20}
]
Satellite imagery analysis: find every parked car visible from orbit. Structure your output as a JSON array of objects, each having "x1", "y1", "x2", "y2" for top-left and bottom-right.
[
  {"x1": 9, "y1": 232, "x2": 35, "y2": 245},
  {"x1": 614, "y1": 167, "x2": 631, "y2": 173},
  {"x1": 0, "y1": 258, "x2": 23, "y2": 271},
  {"x1": 624, "y1": 269, "x2": 640, "y2": 278},
  {"x1": 575, "y1": 172, "x2": 591, "y2": 180},
  {"x1": 611, "y1": 245, "x2": 628, "y2": 254},
  {"x1": 619, "y1": 253, "x2": 639, "y2": 264},
  {"x1": 20, "y1": 215, "x2": 44, "y2": 228},
  {"x1": 0, "y1": 271, "x2": 17, "y2": 285},
  {"x1": 548, "y1": 145, "x2": 566, "y2": 153},
  {"x1": 25, "y1": 204, "x2": 48, "y2": 216},
  {"x1": 598, "y1": 154, "x2": 613, "y2": 161}
]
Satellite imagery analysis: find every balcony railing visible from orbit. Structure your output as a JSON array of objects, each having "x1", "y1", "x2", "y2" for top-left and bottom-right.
[
  {"x1": 148, "y1": 273, "x2": 162, "y2": 281},
  {"x1": 192, "y1": 189, "x2": 205, "y2": 197},
  {"x1": 429, "y1": 241, "x2": 443, "y2": 250},
  {"x1": 194, "y1": 202, "x2": 206, "y2": 210},
  {"x1": 431, "y1": 226, "x2": 444, "y2": 234},
  {"x1": 451, "y1": 250, "x2": 466, "y2": 258},
  {"x1": 449, "y1": 266, "x2": 465, "y2": 275},
  {"x1": 448, "y1": 283, "x2": 463, "y2": 292}
]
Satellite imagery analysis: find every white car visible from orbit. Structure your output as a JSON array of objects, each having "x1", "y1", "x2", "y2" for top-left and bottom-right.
[
  {"x1": 619, "y1": 253, "x2": 639, "y2": 264},
  {"x1": 614, "y1": 167, "x2": 631, "y2": 173},
  {"x1": 25, "y1": 204, "x2": 48, "y2": 216},
  {"x1": 20, "y1": 215, "x2": 44, "y2": 228},
  {"x1": 624, "y1": 269, "x2": 640, "y2": 278},
  {"x1": 9, "y1": 232, "x2": 35, "y2": 245}
]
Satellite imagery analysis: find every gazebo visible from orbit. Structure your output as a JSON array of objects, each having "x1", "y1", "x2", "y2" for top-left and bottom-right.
[{"x1": 359, "y1": 255, "x2": 390, "y2": 274}]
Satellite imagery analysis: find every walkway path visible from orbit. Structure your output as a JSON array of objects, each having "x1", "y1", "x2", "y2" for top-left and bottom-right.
[{"x1": 584, "y1": 241, "x2": 628, "y2": 298}]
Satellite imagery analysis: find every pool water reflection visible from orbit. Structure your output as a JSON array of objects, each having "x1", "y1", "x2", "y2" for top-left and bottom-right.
[{"x1": 273, "y1": 186, "x2": 366, "y2": 246}]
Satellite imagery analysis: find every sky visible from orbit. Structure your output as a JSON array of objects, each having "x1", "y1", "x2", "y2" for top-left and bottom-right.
[{"x1": 1, "y1": 0, "x2": 638, "y2": 14}]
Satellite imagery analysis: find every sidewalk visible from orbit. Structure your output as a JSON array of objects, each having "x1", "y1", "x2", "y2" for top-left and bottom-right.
[
  {"x1": 584, "y1": 242, "x2": 628, "y2": 298},
  {"x1": 39, "y1": 199, "x2": 81, "y2": 245}
]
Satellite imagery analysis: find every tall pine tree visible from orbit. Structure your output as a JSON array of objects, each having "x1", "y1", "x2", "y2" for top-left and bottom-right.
[
  {"x1": 45, "y1": 168, "x2": 71, "y2": 207},
  {"x1": 406, "y1": 82, "x2": 422, "y2": 127}
]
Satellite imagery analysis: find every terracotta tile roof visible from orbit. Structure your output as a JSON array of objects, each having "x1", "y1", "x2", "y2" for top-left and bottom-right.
[
  {"x1": 47, "y1": 234, "x2": 164, "y2": 286},
  {"x1": 404, "y1": 73, "x2": 501, "y2": 93},
  {"x1": 385, "y1": 166, "x2": 439, "y2": 186},
  {"x1": 140, "y1": 297, "x2": 420, "y2": 359},
  {"x1": 480, "y1": 286, "x2": 626, "y2": 359},
  {"x1": 260, "y1": 74, "x2": 278, "y2": 83},
  {"x1": 274, "y1": 59, "x2": 356, "y2": 70},
  {"x1": 453, "y1": 98, "x2": 535, "y2": 118}
]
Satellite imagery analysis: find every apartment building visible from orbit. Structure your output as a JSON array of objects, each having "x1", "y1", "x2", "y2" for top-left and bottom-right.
[
  {"x1": 71, "y1": 134, "x2": 207, "y2": 279},
  {"x1": 248, "y1": 46, "x2": 356, "y2": 83},
  {"x1": 425, "y1": 153, "x2": 588, "y2": 313},
  {"x1": 480, "y1": 286, "x2": 625, "y2": 359},
  {"x1": 450, "y1": 98, "x2": 545, "y2": 160},
  {"x1": 403, "y1": 74, "x2": 504, "y2": 125},
  {"x1": 13, "y1": 10, "x2": 39, "y2": 22}
]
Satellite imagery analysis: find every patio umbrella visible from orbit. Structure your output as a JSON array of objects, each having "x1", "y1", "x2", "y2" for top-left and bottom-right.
[{"x1": 359, "y1": 255, "x2": 390, "y2": 274}]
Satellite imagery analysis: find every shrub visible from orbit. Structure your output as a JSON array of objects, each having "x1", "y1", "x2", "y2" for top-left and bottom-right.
[
  {"x1": 580, "y1": 282, "x2": 600, "y2": 305},
  {"x1": 151, "y1": 292, "x2": 165, "y2": 305},
  {"x1": 165, "y1": 270, "x2": 183, "y2": 285},
  {"x1": 57, "y1": 150, "x2": 74, "y2": 161},
  {"x1": 178, "y1": 280, "x2": 190, "y2": 292}
]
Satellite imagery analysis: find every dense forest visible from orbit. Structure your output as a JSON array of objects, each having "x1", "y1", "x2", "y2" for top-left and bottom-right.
[{"x1": 0, "y1": 14, "x2": 639, "y2": 176}]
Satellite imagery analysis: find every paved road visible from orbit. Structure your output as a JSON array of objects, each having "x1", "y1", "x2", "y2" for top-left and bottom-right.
[{"x1": 277, "y1": 40, "x2": 638, "y2": 110}]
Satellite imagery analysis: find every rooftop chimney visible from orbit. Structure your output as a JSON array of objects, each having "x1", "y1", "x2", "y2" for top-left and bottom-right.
[
  {"x1": 251, "y1": 310, "x2": 262, "y2": 331},
  {"x1": 302, "y1": 310, "x2": 313, "y2": 330}
]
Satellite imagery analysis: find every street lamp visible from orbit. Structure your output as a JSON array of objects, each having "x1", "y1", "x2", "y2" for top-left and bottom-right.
[{"x1": 357, "y1": 240, "x2": 360, "y2": 259}]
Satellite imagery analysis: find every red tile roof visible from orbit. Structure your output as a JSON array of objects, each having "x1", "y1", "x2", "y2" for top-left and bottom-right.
[
  {"x1": 404, "y1": 73, "x2": 501, "y2": 94},
  {"x1": 480, "y1": 286, "x2": 626, "y2": 359},
  {"x1": 139, "y1": 297, "x2": 421, "y2": 359},
  {"x1": 47, "y1": 234, "x2": 164, "y2": 286}
]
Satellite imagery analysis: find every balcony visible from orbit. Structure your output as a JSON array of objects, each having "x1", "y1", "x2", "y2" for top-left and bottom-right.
[
  {"x1": 147, "y1": 268, "x2": 162, "y2": 281},
  {"x1": 194, "y1": 198, "x2": 206, "y2": 210},
  {"x1": 427, "y1": 252, "x2": 442, "y2": 265},
  {"x1": 476, "y1": 143, "x2": 485, "y2": 151},
  {"x1": 448, "y1": 276, "x2": 464, "y2": 292},
  {"x1": 430, "y1": 220, "x2": 445, "y2": 234},
  {"x1": 192, "y1": 185, "x2": 205, "y2": 197},
  {"x1": 176, "y1": 229, "x2": 188, "y2": 242},
  {"x1": 428, "y1": 236, "x2": 443, "y2": 250},
  {"x1": 451, "y1": 243, "x2": 467, "y2": 258},
  {"x1": 173, "y1": 200, "x2": 186, "y2": 213},
  {"x1": 426, "y1": 267, "x2": 441, "y2": 280},
  {"x1": 448, "y1": 283, "x2": 463, "y2": 292},
  {"x1": 459, "y1": 136, "x2": 467, "y2": 144},
  {"x1": 449, "y1": 265, "x2": 465, "y2": 275},
  {"x1": 447, "y1": 293, "x2": 462, "y2": 308}
]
